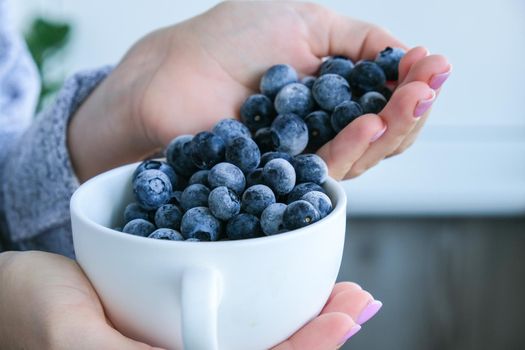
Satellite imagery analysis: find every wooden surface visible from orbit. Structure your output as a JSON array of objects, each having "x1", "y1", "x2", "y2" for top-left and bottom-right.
[{"x1": 337, "y1": 217, "x2": 525, "y2": 350}]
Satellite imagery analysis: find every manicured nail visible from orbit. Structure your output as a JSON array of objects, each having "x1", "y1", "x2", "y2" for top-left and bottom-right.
[
  {"x1": 337, "y1": 325, "x2": 362, "y2": 347},
  {"x1": 357, "y1": 300, "x2": 383, "y2": 325},
  {"x1": 414, "y1": 90, "x2": 436, "y2": 118},
  {"x1": 429, "y1": 66, "x2": 452, "y2": 90},
  {"x1": 370, "y1": 126, "x2": 387, "y2": 142}
]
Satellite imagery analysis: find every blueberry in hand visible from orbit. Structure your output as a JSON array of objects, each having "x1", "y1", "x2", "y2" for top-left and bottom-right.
[
  {"x1": 225, "y1": 136, "x2": 261, "y2": 173},
  {"x1": 181, "y1": 207, "x2": 221, "y2": 241},
  {"x1": 359, "y1": 91, "x2": 387, "y2": 114},
  {"x1": 245, "y1": 168, "x2": 264, "y2": 187},
  {"x1": 166, "y1": 135, "x2": 198, "y2": 177},
  {"x1": 208, "y1": 186, "x2": 241, "y2": 221},
  {"x1": 124, "y1": 202, "x2": 151, "y2": 223},
  {"x1": 123, "y1": 218, "x2": 156, "y2": 237},
  {"x1": 319, "y1": 56, "x2": 354, "y2": 81},
  {"x1": 133, "y1": 160, "x2": 179, "y2": 190},
  {"x1": 262, "y1": 158, "x2": 296, "y2": 196},
  {"x1": 253, "y1": 127, "x2": 274, "y2": 154},
  {"x1": 208, "y1": 162, "x2": 246, "y2": 194},
  {"x1": 274, "y1": 83, "x2": 314, "y2": 118},
  {"x1": 154, "y1": 204, "x2": 183, "y2": 230},
  {"x1": 148, "y1": 228, "x2": 184, "y2": 241},
  {"x1": 180, "y1": 184, "x2": 210, "y2": 211},
  {"x1": 212, "y1": 118, "x2": 252, "y2": 145},
  {"x1": 348, "y1": 61, "x2": 386, "y2": 93},
  {"x1": 260, "y1": 203, "x2": 288, "y2": 235},
  {"x1": 292, "y1": 154, "x2": 328, "y2": 185},
  {"x1": 312, "y1": 74, "x2": 352, "y2": 111},
  {"x1": 133, "y1": 169, "x2": 172, "y2": 210},
  {"x1": 287, "y1": 182, "x2": 326, "y2": 203},
  {"x1": 301, "y1": 191, "x2": 333, "y2": 218},
  {"x1": 260, "y1": 151, "x2": 293, "y2": 167},
  {"x1": 241, "y1": 184, "x2": 276, "y2": 216},
  {"x1": 226, "y1": 213, "x2": 263, "y2": 240},
  {"x1": 188, "y1": 169, "x2": 210, "y2": 187},
  {"x1": 259, "y1": 64, "x2": 298, "y2": 99},
  {"x1": 240, "y1": 94, "x2": 276, "y2": 132},
  {"x1": 304, "y1": 111, "x2": 335, "y2": 151},
  {"x1": 283, "y1": 200, "x2": 320, "y2": 230},
  {"x1": 270, "y1": 114, "x2": 308, "y2": 156},
  {"x1": 331, "y1": 100, "x2": 363, "y2": 133},
  {"x1": 301, "y1": 76, "x2": 316, "y2": 89},
  {"x1": 375, "y1": 47, "x2": 405, "y2": 81},
  {"x1": 190, "y1": 131, "x2": 226, "y2": 170}
]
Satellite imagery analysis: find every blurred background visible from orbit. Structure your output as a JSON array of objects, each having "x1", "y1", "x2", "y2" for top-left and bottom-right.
[{"x1": 11, "y1": 0, "x2": 525, "y2": 349}]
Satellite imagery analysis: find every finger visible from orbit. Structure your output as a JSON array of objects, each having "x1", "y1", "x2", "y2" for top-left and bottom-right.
[
  {"x1": 321, "y1": 288, "x2": 383, "y2": 326},
  {"x1": 294, "y1": 3, "x2": 407, "y2": 61},
  {"x1": 399, "y1": 54, "x2": 452, "y2": 89},
  {"x1": 326, "y1": 282, "x2": 362, "y2": 304},
  {"x1": 92, "y1": 324, "x2": 165, "y2": 350},
  {"x1": 316, "y1": 114, "x2": 386, "y2": 180},
  {"x1": 345, "y1": 81, "x2": 434, "y2": 179},
  {"x1": 397, "y1": 46, "x2": 429, "y2": 83},
  {"x1": 389, "y1": 108, "x2": 431, "y2": 157},
  {"x1": 272, "y1": 312, "x2": 359, "y2": 350}
]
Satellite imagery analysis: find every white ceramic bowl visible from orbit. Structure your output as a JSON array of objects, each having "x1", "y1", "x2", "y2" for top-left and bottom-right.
[{"x1": 70, "y1": 162, "x2": 347, "y2": 350}]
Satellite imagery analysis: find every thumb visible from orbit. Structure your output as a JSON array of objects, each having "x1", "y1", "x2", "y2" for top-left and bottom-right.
[{"x1": 90, "y1": 324, "x2": 166, "y2": 350}]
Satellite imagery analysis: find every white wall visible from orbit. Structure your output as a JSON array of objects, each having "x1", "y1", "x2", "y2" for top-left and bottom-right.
[{"x1": 11, "y1": 0, "x2": 525, "y2": 215}]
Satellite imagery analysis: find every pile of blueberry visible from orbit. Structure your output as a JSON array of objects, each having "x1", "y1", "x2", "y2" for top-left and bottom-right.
[{"x1": 119, "y1": 47, "x2": 404, "y2": 242}]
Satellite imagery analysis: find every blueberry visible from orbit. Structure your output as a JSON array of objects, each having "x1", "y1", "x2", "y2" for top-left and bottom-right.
[
  {"x1": 245, "y1": 168, "x2": 264, "y2": 187},
  {"x1": 292, "y1": 154, "x2": 328, "y2": 185},
  {"x1": 253, "y1": 127, "x2": 274, "y2": 154},
  {"x1": 148, "y1": 228, "x2": 184, "y2": 241},
  {"x1": 212, "y1": 118, "x2": 252, "y2": 145},
  {"x1": 260, "y1": 151, "x2": 293, "y2": 167},
  {"x1": 375, "y1": 47, "x2": 405, "y2": 81},
  {"x1": 154, "y1": 204, "x2": 183, "y2": 230},
  {"x1": 359, "y1": 91, "x2": 387, "y2": 114},
  {"x1": 180, "y1": 184, "x2": 210, "y2": 211},
  {"x1": 166, "y1": 135, "x2": 198, "y2": 177},
  {"x1": 190, "y1": 131, "x2": 226, "y2": 169},
  {"x1": 263, "y1": 158, "x2": 296, "y2": 196},
  {"x1": 375, "y1": 85, "x2": 393, "y2": 101},
  {"x1": 208, "y1": 162, "x2": 246, "y2": 194},
  {"x1": 301, "y1": 76, "x2": 316, "y2": 89},
  {"x1": 274, "y1": 83, "x2": 314, "y2": 118},
  {"x1": 304, "y1": 111, "x2": 335, "y2": 151},
  {"x1": 124, "y1": 202, "x2": 151, "y2": 223},
  {"x1": 331, "y1": 100, "x2": 363, "y2": 133},
  {"x1": 301, "y1": 191, "x2": 332, "y2": 218},
  {"x1": 208, "y1": 186, "x2": 241, "y2": 221},
  {"x1": 133, "y1": 169, "x2": 172, "y2": 210},
  {"x1": 188, "y1": 170, "x2": 210, "y2": 187},
  {"x1": 226, "y1": 213, "x2": 263, "y2": 240},
  {"x1": 270, "y1": 114, "x2": 308, "y2": 156},
  {"x1": 348, "y1": 61, "x2": 386, "y2": 93},
  {"x1": 167, "y1": 191, "x2": 183, "y2": 207},
  {"x1": 241, "y1": 184, "x2": 276, "y2": 216},
  {"x1": 133, "y1": 160, "x2": 179, "y2": 190},
  {"x1": 181, "y1": 207, "x2": 221, "y2": 241},
  {"x1": 287, "y1": 182, "x2": 326, "y2": 203},
  {"x1": 185, "y1": 238, "x2": 201, "y2": 242},
  {"x1": 283, "y1": 200, "x2": 320, "y2": 230},
  {"x1": 123, "y1": 218, "x2": 156, "y2": 237},
  {"x1": 225, "y1": 136, "x2": 261, "y2": 173},
  {"x1": 260, "y1": 203, "x2": 288, "y2": 235},
  {"x1": 319, "y1": 56, "x2": 354, "y2": 81},
  {"x1": 259, "y1": 64, "x2": 298, "y2": 99},
  {"x1": 240, "y1": 94, "x2": 276, "y2": 132},
  {"x1": 312, "y1": 74, "x2": 351, "y2": 111}
]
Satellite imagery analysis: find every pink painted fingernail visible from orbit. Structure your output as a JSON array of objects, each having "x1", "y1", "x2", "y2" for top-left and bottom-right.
[
  {"x1": 337, "y1": 324, "x2": 362, "y2": 346},
  {"x1": 370, "y1": 126, "x2": 387, "y2": 142},
  {"x1": 357, "y1": 300, "x2": 383, "y2": 325},
  {"x1": 414, "y1": 90, "x2": 436, "y2": 118},
  {"x1": 429, "y1": 66, "x2": 452, "y2": 90}
]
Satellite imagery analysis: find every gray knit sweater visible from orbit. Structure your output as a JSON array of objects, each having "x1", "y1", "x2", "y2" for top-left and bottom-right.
[{"x1": 0, "y1": 0, "x2": 112, "y2": 258}]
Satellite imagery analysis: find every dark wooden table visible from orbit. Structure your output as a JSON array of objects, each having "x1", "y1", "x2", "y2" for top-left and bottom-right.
[{"x1": 338, "y1": 217, "x2": 525, "y2": 350}]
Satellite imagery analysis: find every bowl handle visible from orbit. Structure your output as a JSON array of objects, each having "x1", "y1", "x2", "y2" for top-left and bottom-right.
[{"x1": 181, "y1": 266, "x2": 222, "y2": 350}]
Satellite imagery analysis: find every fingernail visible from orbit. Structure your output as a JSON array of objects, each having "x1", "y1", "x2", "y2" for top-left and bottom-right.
[
  {"x1": 337, "y1": 324, "x2": 362, "y2": 347},
  {"x1": 357, "y1": 300, "x2": 383, "y2": 325},
  {"x1": 414, "y1": 90, "x2": 436, "y2": 118},
  {"x1": 429, "y1": 66, "x2": 452, "y2": 90},
  {"x1": 370, "y1": 126, "x2": 387, "y2": 142}
]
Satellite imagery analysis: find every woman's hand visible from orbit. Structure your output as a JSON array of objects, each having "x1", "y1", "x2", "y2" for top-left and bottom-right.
[
  {"x1": 0, "y1": 251, "x2": 381, "y2": 350},
  {"x1": 68, "y1": 1, "x2": 450, "y2": 181}
]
